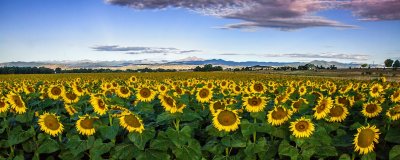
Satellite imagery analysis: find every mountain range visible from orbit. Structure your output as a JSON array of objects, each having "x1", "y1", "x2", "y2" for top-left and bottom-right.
[{"x1": 0, "y1": 57, "x2": 374, "y2": 69}]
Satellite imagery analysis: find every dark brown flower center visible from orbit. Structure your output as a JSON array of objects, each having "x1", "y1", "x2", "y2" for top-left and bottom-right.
[
  {"x1": 44, "y1": 115, "x2": 60, "y2": 130},
  {"x1": 124, "y1": 115, "x2": 141, "y2": 128},
  {"x1": 217, "y1": 111, "x2": 237, "y2": 126},
  {"x1": 366, "y1": 104, "x2": 377, "y2": 113},
  {"x1": 51, "y1": 87, "x2": 62, "y2": 95},
  {"x1": 271, "y1": 107, "x2": 287, "y2": 120},
  {"x1": 249, "y1": 97, "x2": 262, "y2": 106},
  {"x1": 295, "y1": 121, "x2": 309, "y2": 132},
  {"x1": 329, "y1": 105, "x2": 344, "y2": 117},
  {"x1": 199, "y1": 89, "x2": 209, "y2": 98},
  {"x1": 357, "y1": 129, "x2": 375, "y2": 148},
  {"x1": 140, "y1": 88, "x2": 151, "y2": 98},
  {"x1": 80, "y1": 118, "x2": 94, "y2": 129}
]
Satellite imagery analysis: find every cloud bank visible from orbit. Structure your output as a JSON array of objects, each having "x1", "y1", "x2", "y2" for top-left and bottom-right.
[
  {"x1": 92, "y1": 45, "x2": 200, "y2": 54},
  {"x1": 105, "y1": 0, "x2": 399, "y2": 30},
  {"x1": 219, "y1": 53, "x2": 368, "y2": 61}
]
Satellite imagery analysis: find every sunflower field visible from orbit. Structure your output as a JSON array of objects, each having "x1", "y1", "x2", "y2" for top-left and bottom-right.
[{"x1": 0, "y1": 72, "x2": 399, "y2": 160}]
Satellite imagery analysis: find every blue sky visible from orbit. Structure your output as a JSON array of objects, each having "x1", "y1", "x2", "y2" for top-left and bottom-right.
[{"x1": 1, "y1": 0, "x2": 399, "y2": 64}]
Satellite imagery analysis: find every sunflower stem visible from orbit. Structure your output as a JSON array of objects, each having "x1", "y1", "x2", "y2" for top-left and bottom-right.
[
  {"x1": 225, "y1": 148, "x2": 229, "y2": 157},
  {"x1": 253, "y1": 118, "x2": 257, "y2": 143},
  {"x1": 109, "y1": 112, "x2": 113, "y2": 126},
  {"x1": 58, "y1": 134, "x2": 62, "y2": 143},
  {"x1": 174, "y1": 118, "x2": 180, "y2": 131}
]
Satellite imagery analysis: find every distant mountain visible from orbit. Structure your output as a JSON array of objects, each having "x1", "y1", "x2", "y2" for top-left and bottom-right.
[{"x1": 0, "y1": 58, "x2": 372, "y2": 69}]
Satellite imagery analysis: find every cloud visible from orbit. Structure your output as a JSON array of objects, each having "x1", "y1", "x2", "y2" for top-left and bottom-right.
[
  {"x1": 105, "y1": 0, "x2": 399, "y2": 30},
  {"x1": 219, "y1": 52, "x2": 368, "y2": 60},
  {"x1": 92, "y1": 45, "x2": 200, "y2": 54},
  {"x1": 339, "y1": 0, "x2": 400, "y2": 21}
]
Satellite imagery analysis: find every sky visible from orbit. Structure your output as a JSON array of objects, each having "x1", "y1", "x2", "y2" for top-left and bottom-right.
[{"x1": 1, "y1": 0, "x2": 400, "y2": 64}]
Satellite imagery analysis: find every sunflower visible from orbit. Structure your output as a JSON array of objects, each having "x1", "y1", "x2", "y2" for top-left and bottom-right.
[
  {"x1": 90, "y1": 96, "x2": 108, "y2": 116},
  {"x1": 267, "y1": 106, "x2": 292, "y2": 126},
  {"x1": 353, "y1": 125, "x2": 380, "y2": 155},
  {"x1": 48, "y1": 85, "x2": 63, "y2": 100},
  {"x1": 116, "y1": 86, "x2": 131, "y2": 98},
  {"x1": 119, "y1": 111, "x2": 145, "y2": 133},
  {"x1": 64, "y1": 104, "x2": 77, "y2": 116},
  {"x1": 335, "y1": 96, "x2": 354, "y2": 108},
  {"x1": 76, "y1": 115, "x2": 97, "y2": 136},
  {"x1": 129, "y1": 76, "x2": 138, "y2": 83},
  {"x1": 386, "y1": 105, "x2": 400, "y2": 121},
  {"x1": 7, "y1": 93, "x2": 26, "y2": 114},
  {"x1": 0, "y1": 98, "x2": 9, "y2": 113},
  {"x1": 62, "y1": 91, "x2": 79, "y2": 104},
  {"x1": 23, "y1": 85, "x2": 35, "y2": 94},
  {"x1": 313, "y1": 96, "x2": 333, "y2": 120},
  {"x1": 298, "y1": 86, "x2": 307, "y2": 96},
  {"x1": 210, "y1": 100, "x2": 226, "y2": 114},
  {"x1": 327, "y1": 105, "x2": 349, "y2": 122},
  {"x1": 38, "y1": 112, "x2": 64, "y2": 137},
  {"x1": 157, "y1": 84, "x2": 168, "y2": 94},
  {"x1": 250, "y1": 82, "x2": 266, "y2": 93},
  {"x1": 243, "y1": 95, "x2": 267, "y2": 112},
  {"x1": 362, "y1": 102, "x2": 382, "y2": 118},
  {"x1": 196, "y1": 87, "x2": 213, "y2": 103},
  {"x1": 369, "y1": 84, "x2": 383, "y2": 98},
  {"x1": 136, "y1": 87, "x2": 156, "y2": 102},
  {"x1": 231, "y1": 84, "x2": 242, "y2": 95},
  {"x1": 274, "y1": 94, "x2": 289, "y2": 105},
  {"x1": 391, "y1": 90, "x2": 400, "y2": 103},
  {"x1": 289, "y1": 117, "x2": 315, "y2": 138},
  {"x1": 212, "y1": 109, "x2": 240, "y2": 132},
  {"x1": 291, "y1": 98, "x2": 308, "y2": 113},
  {"x1": 158, "y1": 94, "x2": 175, "y2": 111}
]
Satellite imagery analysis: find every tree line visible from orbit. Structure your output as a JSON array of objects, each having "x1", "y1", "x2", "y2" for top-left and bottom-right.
[{"x1": 0, "y1": 66, "x2": 176, "y2": 74}]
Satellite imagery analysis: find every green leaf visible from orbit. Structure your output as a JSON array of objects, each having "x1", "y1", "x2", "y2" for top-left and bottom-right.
[
  {"x1": 278, "y1": 140, "x2": 299, "y2": 160},
  {"x1": 240, "y1": 120, "x2": 257, "y2": 137},
  {"x1": 65, "y1": 136, "x2": 94, "y2": 157},
  {"x1": 314, "y1": 145, "x2": 337, "y2": 158},
  {"x1": 111, "y1": 144, "x2": 139, "y2": 160},
  {"x1": 339, "y1": 154, "x2": 351, "y2": 160},
  {"x1": 180, "y1": 110, "x2": 202, "y2": 122},
  {"x1": 202, "y1": 139, "x2": 224, "y2": 155},
  {"x1": 389, "y1": 145, "x2": 400, "y2": 160},
  {"x1": 165, "y1": 126, "x2": 192, "y2": 147},
  {"x1": 8, "y1": 126, "x2": 35, "y2": 146},
  {"x1": 58, "y1": 150, "x2": 84, "y2": 160},
  {"x1": 221, "y1": 134, "x2": 246, "y2": 148},
  {"x1": 22, "y1": 140, "x2": 36, "y2": 153},
  {"x1": 150, "y1": 132, "x2": 171, "y2": 151},
  {"x1": 89, "y1": 139, "x2": 115, "y2": 159},
  {"x1": 37, "y1": 138, "x2": 60, "y2": 154},
  {"x1": 385, "y1": 128, "x2": 400, "y2": 144},
  {"x1": 172, "y1": 139, "x2": 201, "y2": 160},
  {"x1": 136, "y1": 149, "x2": 170, "y2": 160},
  {"x1": 156, "y1": 112, "x2": 177, "y2": 124},
  {"x1": 244, "y1": 138, "x2": 267, "y2": 156},
  {"x1": 361, "y1": 152, "x2": 376, "y2": 160},
  {"x1": 128, "y1": 127, "x2": 155, "y2": 150},
  {"x1": 15, "y1": 111, "x2": 34, "y2": 123},
  {"x1": 257, "y1": 123, "x2": 288, "y2": 139},
  {"x1": 98, "y1": 125, "x2": 119, "y2": 141}
]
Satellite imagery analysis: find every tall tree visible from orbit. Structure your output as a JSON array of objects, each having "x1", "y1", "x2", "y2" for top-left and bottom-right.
[
  {"x1": 393, "y1": 60, "x2": 400, "y2": 70},
  {"x1": 384, "y1": 59, "x2": 394, "y2": 68}
]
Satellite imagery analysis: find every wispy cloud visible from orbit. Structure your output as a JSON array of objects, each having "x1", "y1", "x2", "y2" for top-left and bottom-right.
[
  {"x1": 91, "y1": 45, "x2": 200, "y2": 54},
  {"x1": 219, "y1": 52, "x2": 369, "y2": 61},
  {"x1": 105, "y1": 0, "x2": 399, "y2": 30}
]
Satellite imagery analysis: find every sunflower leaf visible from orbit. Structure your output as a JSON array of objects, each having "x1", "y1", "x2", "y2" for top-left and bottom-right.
[
  {"x1": 37, "y1": 138, "x2": 59, "y2": 154},
  {"x1": 111, "y1": 144, "x2": 139, "y2": 159},
  {"x1": 389, "y1": 145, "x2": 400, "y2": 160},
  {"x1": 98, "y1": 125, "x2": 119, "y2": 141},
  {"x1": 278, "y1": 140, "x2": 299, "y2": 160},
  {"x1": 128, "y1": 127, "x2": 155, "y2": 150},
  {"x1": 385, "y1": 127, "x2": 400, "y2": 144},
  {"x1": 7, "y1": 126, "x2": 35, "y2": 146},
  {"x1": 136, "y1": 149, "x2": 170, "y2": 160}
]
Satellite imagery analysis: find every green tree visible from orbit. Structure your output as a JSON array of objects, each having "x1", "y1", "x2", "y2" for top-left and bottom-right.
[
  {"x1": 384, "y1": 59, "x2": 394, "y2": 68},
  {"x1": 361, "y1": 64, "x2": 368, "y2": 68},
  {"x1": 393, "y1": 60, "x2": 400, "y2": 70}
]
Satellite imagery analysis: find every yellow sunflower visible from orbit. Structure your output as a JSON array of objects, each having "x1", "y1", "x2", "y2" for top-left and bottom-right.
[
  {"x1": 116, "y1": 86, "x2": 131, "y2": 98},
  {"x1": 129, "y1": 76, "x2": 138, "y2": 83},
  {"x1": 362, "y1": 102, "x2": 382, "y2": 118},
  {"x1": 386, "y1": 105, "x2": 400, "y2": 121},
  {"x1": 90, "y1": 96, "x2": 108, "y2": 116},
  {"x1": 119, "y1": 111, "x2": 145, "y2": 133},
  {"x1": 212, "y1": 109, "x2": 240, "y2": 132},
  {"x1": 274, "y1": 94, "x2": 289, "y2": 105},
  {"x1": 48, "y1": 85, "x2": 63, "y2": 100},
  {"x1": 7, "y1": 93, "x2": 26, "y2": 114},
  {"x1": 353, "y1": 125, "x2": 380, "y2": 155},
  {"x1": 157, "y1": 84, "x2": 168, "y2": 94},
  {"x1": 62, "y1": 91, "x2": 79, "y2": 104},
  {"x1": 369, "y1": 83, "x2": 383, "y2": 98},
  {"x1": 210, "y1": 100, "x2": 226, "y2": 114},
  {"x1": 243, "y1": 95, "x2": 267, "y2": 112},
  {"x1": 291, "y1": 98, "x2": 308, "y2": 113},
  {"x1": 0, "y1": 98, "x2": 9, "y2": 113},
  {"x1": 250, "y1": 82, "x2": 266, "y2": 93},
  {"x1": 391, "y1": 90, "x2": 400, "y2": 103},
  {"x1": 76, "y1": 115, "x2": 97, "y2": 136},
  {"x1": 313, "y1": 96, "x2": 333, "y2": 120},
  {"x1": 267, "y1": 106, "x2": 292, "y2": 126},
  {"x1": 196, "y1": 87, "x2": 213, "y2": 103},
  {"x1": 136, "y1": 87, "x2": 156, "y2": 102},
  {"x1": 64, "y1": 104, "x2": 77, "y2": 116},
  {"x1": 298, "y1": 86, "x2": 307, "y2": 96},
  {"x1": 38, "y1": 112, "x2": 64, "y2": 137},
  {"x1": 289, "y1": 117, "x2": 315, "y2": 138},
  {"x1": 327, "y1": 105, "x2": 349, "y2": 122},
  {"x1": 335, "y1": 96, "x2": 354, "y2": 108}
]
